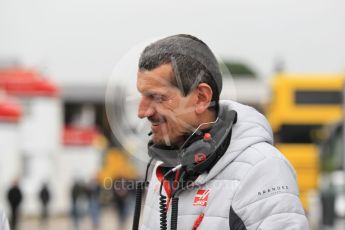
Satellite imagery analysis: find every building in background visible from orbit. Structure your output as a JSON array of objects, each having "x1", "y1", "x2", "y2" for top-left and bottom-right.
[
  {"x1": 0, "y1": 96, "x2": 22, "y2": 214},
  {"x1": 0, "y1": 68, "x2": 104, "y2": 215}
]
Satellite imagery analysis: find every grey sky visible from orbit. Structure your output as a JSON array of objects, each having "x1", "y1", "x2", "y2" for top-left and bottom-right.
[{"x1": 0, "y1": 0, "x2": 344, "y2": 85}]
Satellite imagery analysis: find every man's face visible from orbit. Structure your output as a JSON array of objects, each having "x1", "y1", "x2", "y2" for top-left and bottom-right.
[{"x1": 137, "y1": 64, "x2": 198, "y2": 146}]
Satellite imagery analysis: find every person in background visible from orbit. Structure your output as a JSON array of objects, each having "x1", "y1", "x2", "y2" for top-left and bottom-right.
[
  {"x1": 0, "y1": 209, "x2": 10, "y2": 230},
  {"x1": 70, "y1": 180, "x2": 87, "y2": 230},
  {"x1": 7, "y1": 180, "x2": 23, "y2": 230},
  {"x1": 38, "y1": 183, "x2": 51, "y2": 225},
  {"x1": 99, "y1": 147, "x2": 138, "y2": 228},
  {"x1": 86, "y1": 178, "x2": 101, "y2": 230},
  {"x1": 112, "y1": 179, "x2": 129, "y2": 230}
]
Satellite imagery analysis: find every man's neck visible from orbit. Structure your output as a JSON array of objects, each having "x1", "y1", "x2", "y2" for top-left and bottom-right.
[
  {"x1": 198, "y1": 109, "x2": 217, "y2": 129},
  {"x1": 174, "y1": 110, "x2": 217, "y2": 148}
]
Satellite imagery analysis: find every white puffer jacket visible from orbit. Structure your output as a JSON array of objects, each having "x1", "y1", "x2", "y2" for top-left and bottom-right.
[
  {"x1": 141, "y1": 100, "x2": 309, "y2": 229},
  {"x1": 0, "y1": 209, "x2": 9, "y2": 230}
]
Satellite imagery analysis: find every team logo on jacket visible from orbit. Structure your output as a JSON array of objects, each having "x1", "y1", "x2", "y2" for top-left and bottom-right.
[{"x1": 193, "y1": 189, "x2": 209, "y2": 206}]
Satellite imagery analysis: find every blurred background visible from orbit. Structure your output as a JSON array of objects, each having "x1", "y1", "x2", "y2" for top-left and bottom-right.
[{"x1": 0, "y1": 0, "x2": 345, "y2": 229}]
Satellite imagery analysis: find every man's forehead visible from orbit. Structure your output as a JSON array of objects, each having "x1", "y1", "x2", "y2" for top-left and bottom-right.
[
  {"x1": 137, "y1": 81, "x2": 168, "y2": 95},
  {"x1": 137, "y1": 64, "x2": 174, "y2": 89}
]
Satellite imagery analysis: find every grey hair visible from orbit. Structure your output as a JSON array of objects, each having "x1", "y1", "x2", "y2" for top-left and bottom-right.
[{"x1": 138, "y1": 34, "x2": 222, "y2": 111}]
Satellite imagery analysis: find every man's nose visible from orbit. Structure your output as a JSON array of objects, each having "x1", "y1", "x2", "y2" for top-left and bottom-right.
[{"x1": 138, "y1": 97, "x2": 154, "y2": 119}]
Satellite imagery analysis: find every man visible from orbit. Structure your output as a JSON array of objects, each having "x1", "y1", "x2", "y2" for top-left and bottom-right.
[
  {"x1": 136, "y1": 34, "x2": 308, "y2": 229},
  {"x1": 38, "y1": 183, "x2": 51, "y2": 225},
  {"x1": 7, "y1": 180, "x2": 23, "y2": 230}
]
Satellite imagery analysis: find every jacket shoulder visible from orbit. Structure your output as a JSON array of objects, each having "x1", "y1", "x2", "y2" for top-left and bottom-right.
[
  {"x1": 227, "y1": 143, "x2": 307, "y2": 229},
  {"x1": 216, "y1": 142, "x2": 296, "y2": 183},
  {"x1": 0, "y1": 210, "x2": 10, "y2": 230}
]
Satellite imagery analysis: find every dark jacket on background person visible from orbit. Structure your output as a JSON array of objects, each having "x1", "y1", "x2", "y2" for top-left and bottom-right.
[{"x1": 7, "y1": 184, "x2": 23, "y2": 230}]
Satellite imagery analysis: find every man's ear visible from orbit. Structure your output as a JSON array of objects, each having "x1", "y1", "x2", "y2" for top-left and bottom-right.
[{"x1": 195, "y1": 83, "x2": 213, "y2": 114}]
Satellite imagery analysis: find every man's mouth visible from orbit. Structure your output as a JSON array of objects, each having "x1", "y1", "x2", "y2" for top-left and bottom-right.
[
  {"x1": 151, "y1": 121, "x2": 165, "y2": 133},
  {"x1": 151, "y1": 121, "x2": 164, "y2": 125}
]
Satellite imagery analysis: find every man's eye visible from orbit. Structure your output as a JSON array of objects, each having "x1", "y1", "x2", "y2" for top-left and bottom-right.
[{"x1": 152, "y1": 95, "x2": 163, "y2": 102}]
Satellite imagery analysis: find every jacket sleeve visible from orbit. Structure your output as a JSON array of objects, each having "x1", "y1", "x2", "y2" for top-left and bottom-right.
[
  {"x1": 229, "y1": 154, "x2": 309, "y2": 230},
  {"x1": 0, "y1": 210, "x2": 10, "y2": 230}
]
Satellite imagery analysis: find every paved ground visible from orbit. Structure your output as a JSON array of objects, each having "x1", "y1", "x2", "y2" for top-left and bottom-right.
[
  {"x1": 17, "y1": 209, "x2": 132, "y2": 230},
  {"x1": 16, "y1": 210, "x2": 345, "y2": 230},
  {"x1": 323, "y1": 219, "x2": 345, "y2": 230}
]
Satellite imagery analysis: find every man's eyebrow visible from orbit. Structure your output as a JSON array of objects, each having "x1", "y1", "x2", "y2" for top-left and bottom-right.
[{"x1": 142, "y1": 90, "x2": 165, "y2": 97}]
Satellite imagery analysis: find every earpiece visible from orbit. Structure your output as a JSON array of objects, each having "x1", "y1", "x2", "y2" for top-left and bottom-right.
[
  {"x1": 148, "y1": 109, "x2": 237, "y2": 176},
  {"x1": 179, "y1": 110, "x2": 237, "y2": 175}
]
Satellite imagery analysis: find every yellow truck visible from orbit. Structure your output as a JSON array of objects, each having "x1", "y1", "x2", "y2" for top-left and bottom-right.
[{"x1": 266, "y1": 73, "x2": 345, "y2": 210}]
